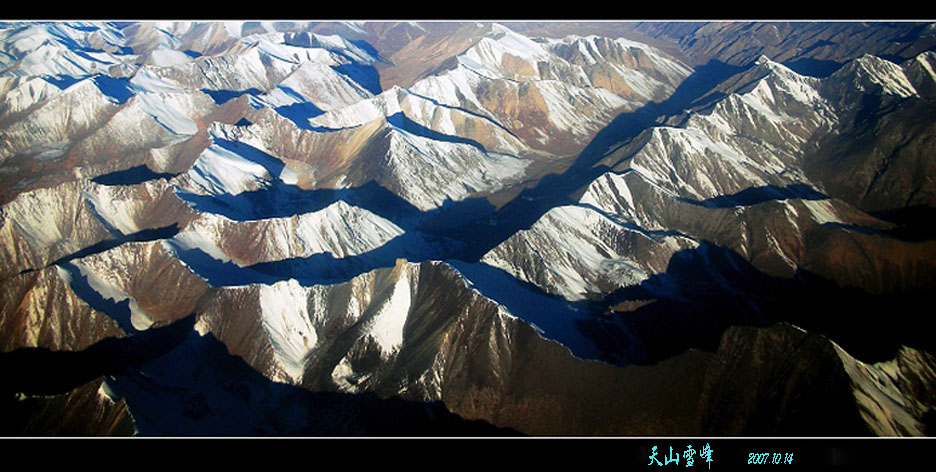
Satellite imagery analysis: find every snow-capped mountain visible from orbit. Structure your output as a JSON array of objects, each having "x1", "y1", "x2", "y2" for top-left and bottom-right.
[{"x1": 2, "y1": 20, "x2": 936, "y2": 438}]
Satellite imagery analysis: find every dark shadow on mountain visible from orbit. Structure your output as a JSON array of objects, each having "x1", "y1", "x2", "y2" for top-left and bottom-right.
[
  {"x1": 75, "y1": 50, "x2": 110, "y2": 60},
  {"x1": 93, "y1": 75, "x2": 133, "y2": 104},
  {"x1": 446, "y1": 260, "x2": 618, "y2": 364},
  {"x1": 686, "y1": 183, "x2": 828, "y2": 208},
  {"x1": 282, "y1": 31, "x2": 316, "y2": 48},
  {"x1": 334, "y1": 63, "x2": 382, "y2": 95},
  {"x1": 176, "y1": 180, "x2": 424, "y2": 225},
  {"x1": 403, "y1": 89, "x2": 521, "y2": 139},
  {"x1": 659, "y1": 59, "x2": 747, "y2": 114},
  {"x1": 590, "y1": 243, "x2": 777, "y2": 365},
  {"x1": 56, "y1": 262, "x2": 134, "y2": 333},
  {"x1": 43, "y1": 74, "x2": 83, "y2": 90},
  {"x1": 102, "y1": 329, "x2": 515, "y2": 436},
  {"x1": 348, "y1": 39, "x2": 381, "y2": 63},
  {"x1": 273, "y1": 84, "x2": 315, "y2": 105},
  {"x1": 64, "y1": 23, "x2": 100, "y2": 33},
  {"x1": 1, "y1": 315, "x2": 514, "y2": 436},
  {"x1": 0, "y1": 314, "x2": 196, "y2": 397},
  {"x1": 178, "y1": 61, "x2": 741, "y2": 271},
  {"x1": 48, "y1": 223, "x2": 179, "y2": 268},
  {"x1": 251, "y1": 232, "x2": 459, "y2": 283},
  {"x1": 576, "y1": 202, "x2": 687, "y2": 238},
  {"x1": 274, "y1": 102, "x2": 324, "y2": 131},
  {"x1": 894, "y1": 23, "x2": 932, "y2": 45},
  {"x1": 267, "y1": 91, "x2": 345, "y2": 130},
  {"x1": 418, "y1": 196, "x2": 498, "y2": 235},
  {"x1": 869, "y1": 205, "x2": 936, "y2": 241},
  {"x1": 211, "y1": 138, "x2": 286, "y2": 176},
  {"x1": 592, "y1": 242, "x2": 936, "y2": 366},
  {"x1": 799, "y1": 39, "x2": 837, "y2": 56},
  {"x1": 15, "y1": 220, "x2": 177, "y2": 278},
  {"x1": 450, "y1": 61, "x2": 745, "y2": 261},
  {"x1": 202, "y1": 88, "x2": 263, "y2": 106},
  {"x1": 386, "y1": 112, "x2": 487, "y2": 152},
  {"x1": 47, "y1": 28, "x2": 82, "y2": 49},
  {"x1": 820, "y1": 222, "x2": 886, "y2": 236},
  {"x1": 855, "y1": 92, "x2": 884, "y2": 129},
  {"x1": 178, "y1": 135, "x2": 501, "y2": 236},
  {"x1": 782, "y1": 58, "x2": 843, "y2": 78},
  {"x1": 163, "y1": 241, "x2": 273, "y2": 287},
  {"x1": 37, "y1": 224, "x2": 181, "y2": 333},
  {"x1": 170, "y1": 228, "x2": 464, "y2": 289},
  {"x1": 91, "y1": 164, "x2": 177, "y2": 186},
  {"x1": 879, "y1": 53, "x2": 907, "y2": 64}
]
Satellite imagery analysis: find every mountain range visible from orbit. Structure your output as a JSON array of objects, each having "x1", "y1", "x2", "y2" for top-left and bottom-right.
[{"x1": 2, "y1": 20, "x2": 936, "y2": 437}]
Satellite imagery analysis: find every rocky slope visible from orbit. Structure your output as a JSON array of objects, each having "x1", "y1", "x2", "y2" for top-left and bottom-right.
[{"x1": 2, "y1": 21, "x2": 935, "y2": 437}]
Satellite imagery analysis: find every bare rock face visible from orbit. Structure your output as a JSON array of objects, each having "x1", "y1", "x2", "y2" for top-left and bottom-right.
[
  {"x1": 64, "y1": 240, "x2": 211, "y2": 330},
  {"x1": 0, "y1": 266, "x2": 135, "y2": 436},
  {"x1": 480, "y1": 203, "x2": 698, "y2": 301},
  {"x1": 194, "y1": 259, "x2": 715, "y2": 435},
  {"x1": 698, "y1": 323, "x2": 936, "y2": 436},
  {"x1": 1, "y1": 378, "x2": 135, "y2": 436},
  {"x1": 0, "y1": 266, "x2": 124, "y2": 352},
  {"x1": 836, "y1": 344, "x2": 936, "y2": 436},
  {"x1": 699, "y1": 324, "x2": 872, "y2": 436},
  {"x1": 0, "y1": 181, "x2": 113, "y2": 279}
]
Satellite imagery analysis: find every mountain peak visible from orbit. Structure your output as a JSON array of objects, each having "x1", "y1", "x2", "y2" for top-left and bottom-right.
[
  {"x1": 834, "y1": 53, "x2": 918, "y2": 98},
  {"x1": 754, "y1": 54, "x2": 774, "y2": 66}
]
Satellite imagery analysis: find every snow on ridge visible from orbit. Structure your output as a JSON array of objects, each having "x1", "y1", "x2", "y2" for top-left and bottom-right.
[
  {"x1": 383, "y1": 121, "x2": 530, "y2": 211},
  {"x1": 408, "y1": 62, "x2": 484, "y2": 110},
  {"x1": 451, "y1": 24, "x2": 552, "y2": 81},
  {"x1": 182, "y1": 141, "x2": 274, "y2": 197},
  {"x1": 841, "y1": 54, "x2": 919, "y2": 98},
  {"x1": 364, "y1": 262, "x2": 414, "y2": 356},
  {"x1": 65, "y1": 252, "x2": 156, "y2": 331},
  {"x1": 258, "y1": 279, "x2": 316, "y2": 383},
  {"x1": 910, "y1": 51, "x2": 936, "y2": 85},
  {"x1": 0, "y1": 75, "x2": 64, "y2": 118},
  {"x1": 127, "y1": 67, "x2": 199, "y2": 135},
  {"x1": 488, "y1": 23, "x2": 551, "y2": 61},
  {"x1": 240, "y1": 35, "x2": 339, "y2": 66},
  {"x1": 310, "y1": 33, "x2": 378, "y2": 65},
  {"x1": 3, "y1": 41, "x2": 127, "y2": 77},
  {"x1": 340, "y1": 21, "x2": 367, "y2": 35},
  {"x1": 308, "y1": 86, "x2": 403, "y2": 129},
  {"x1": 82, "y1": 188, "x2": 139, "y2": 236},
  {"x1": 147, "y1": 46, "x2": 195, "y2": 67},
  {"x1": 263, "y1": 60, "x2": 373, "y2": 112},
  {"x1": 549, "y1": 34, "x2": 693, "y2": 81},
  {"x1": 222, "y1": 21, "x2": 245, "y2": 39},
  {"x1": 173, "y1": 197, "x2": 406, "y2": 268},
  {"x1": 534, "y1": 80, "x2": 632, "y2": 134},
  {"x1": 164, "y1": 230, "x2": 238, "y2": 266}
]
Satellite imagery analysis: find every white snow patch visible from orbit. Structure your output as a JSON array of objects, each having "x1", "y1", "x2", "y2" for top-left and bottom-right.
[
  {"x1": 184, "y1": 142, "x2": 273, "y2": 196},
  {"x1": 365, "y1": 266, "x2": 413, "y2": 356},
  {"x1": 163, "y1": 232, "x2": 239, "y2": 266},
  {"x1": 148, "y1": 47, "x2": 194, "y2": 67},
  {"x1": 258, "y1": 280, "x2": 316, "y2": 384},
  {"x1": 69, "y1": 258, "x2": 154, "y2": 331},
  {"x1": 128, "y1": 68, "x2": 198, "y2": 135},
  {"x1": 801, "y1": 198, "x2": 842, "y2": 225},
  {"x1": 331, "y1": 356, "x2": 360, "y2": 392}
]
